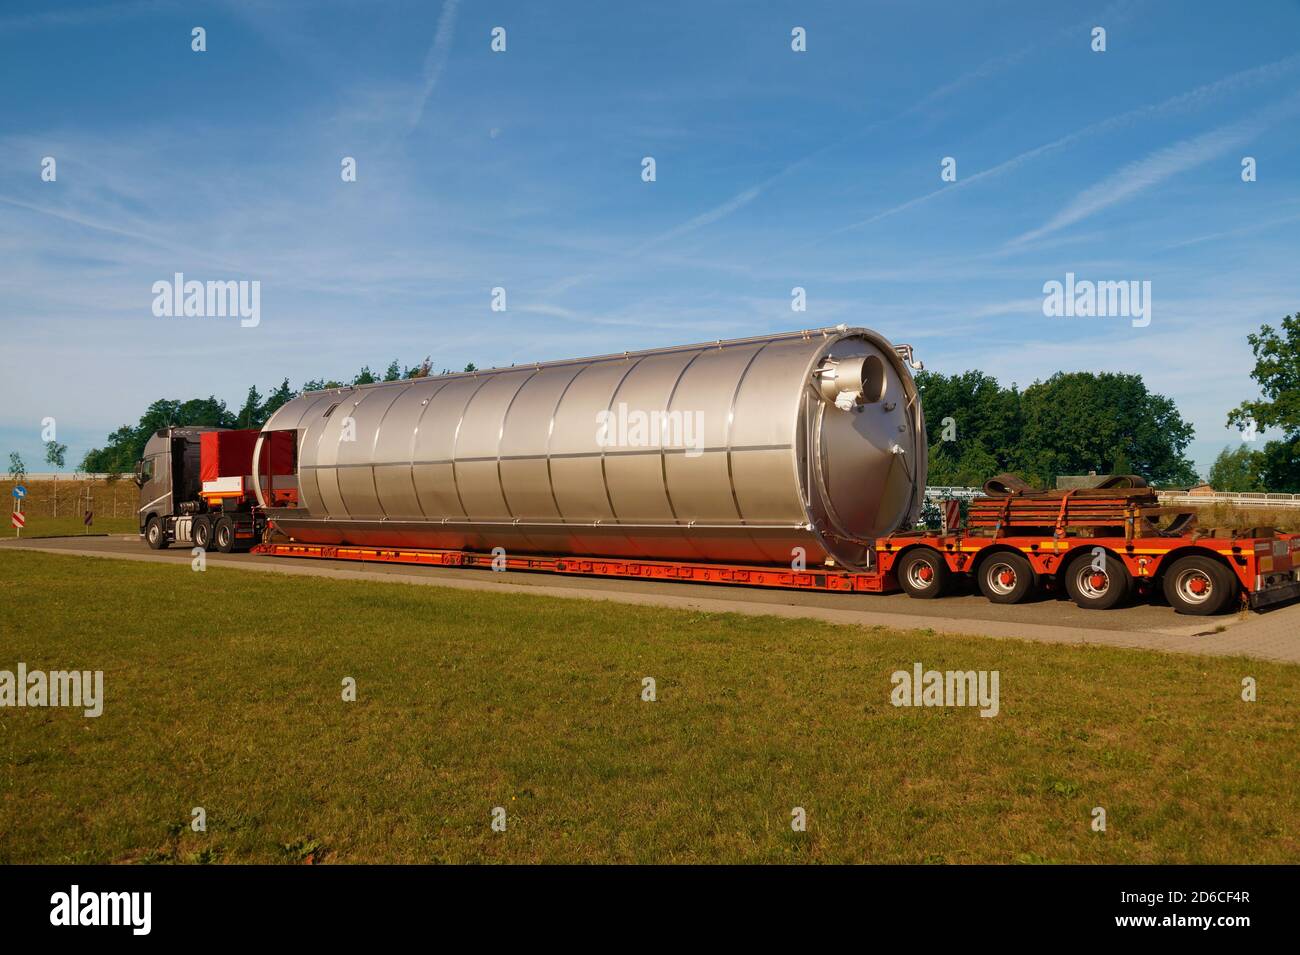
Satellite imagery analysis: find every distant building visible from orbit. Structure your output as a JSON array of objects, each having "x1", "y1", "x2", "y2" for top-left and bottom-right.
[{"x1": 1186, "y1": 482, "x2": 1216, "y2": 497}]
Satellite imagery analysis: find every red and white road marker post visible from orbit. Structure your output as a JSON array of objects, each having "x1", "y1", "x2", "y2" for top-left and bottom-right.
[{"x1": 942, "y1": 499, "x2": 961, "y2": 535}]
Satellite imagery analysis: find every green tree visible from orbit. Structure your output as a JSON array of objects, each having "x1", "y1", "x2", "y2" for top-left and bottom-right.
[
  {"x1": 384, "y1": 360, "x2": 403, "y2": 381},
  {"x1": 1258, "y1": 435, "x2": 1300, "y2": 493},
  {"x1": 44, "y1": 440, "x2": 67, "y2": 471},
  {"x1": 301, "y1": 377, "x2": 345, "y2": 392},
  {"x1": 80, "y1": 396, "x2": 235, "y2": 473},
  {"x1": 915, "y1": 370, "x2": 1022, "y2": 485},
  {"x1": 1228, "y1": 312, "x2": 1300, "y2": 492},
  {"x1": 7, "y1": 451, "x2": 25, "y2": 481},
  {"x1": 1206, "y1": 445, "x2": 1266, "y2": 492},
  {"x1": 353, "y1": 366, "x2": 377, "y2": 385},
  {"x1": 405, "y1": 356, "x2": 433, "y2": 378},
  {"x1": 236, "y1": 385, "x2": 263, "y2": 429},
  {"x1": 1016, "y1": 372, "x2": 1197, "y2": 487},
  {"x1": 262, "y1": 379, "x2": 295, "y2": 420},
  {"x1": 1228, "y1": 313, "x2": 1300, "y2": 436}
]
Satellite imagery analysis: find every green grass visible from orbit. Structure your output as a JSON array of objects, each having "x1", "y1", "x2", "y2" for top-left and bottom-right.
[{"x1": 1, "y1": 549, "x2": 1297, "y2": 864}]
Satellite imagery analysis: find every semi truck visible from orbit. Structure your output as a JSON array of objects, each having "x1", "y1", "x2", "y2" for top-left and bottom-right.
[
  {"x1": 134, "y1": 426, "x2": 295, "y2": 552},
  {"x1": 136, "y1": 326, "x2": 1300, "y2": 615}
]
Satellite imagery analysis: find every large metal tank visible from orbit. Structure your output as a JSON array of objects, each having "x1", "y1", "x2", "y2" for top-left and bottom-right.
[{"x1": 254, "y1": 325, "x2": 926, "y2": 571}]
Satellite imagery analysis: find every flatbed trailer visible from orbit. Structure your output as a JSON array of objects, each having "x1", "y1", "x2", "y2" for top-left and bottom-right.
[{"x1": 253, "y1": 525, "x2": 1300, "y2": 615}]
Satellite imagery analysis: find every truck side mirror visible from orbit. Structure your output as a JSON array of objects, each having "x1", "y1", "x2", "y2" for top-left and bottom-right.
[{"x1": 133, "y1": 460, "x2": 145, "y2": 487}]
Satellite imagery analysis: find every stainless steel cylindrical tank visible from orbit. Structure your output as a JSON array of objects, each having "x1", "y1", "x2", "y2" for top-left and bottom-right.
[{"x1": 254, "y1": 325, "x2": 926, "y2": 571}]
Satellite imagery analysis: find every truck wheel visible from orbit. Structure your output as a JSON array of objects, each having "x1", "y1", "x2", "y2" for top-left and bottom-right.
[
  {"x1": 1064, "y1": 552, "x2": 1131, "y2": 610},
  {"x1": 145, "y1": 516, "x2": 168, "y2": 550},
  {"x1": 897, "y1": 548, "x2": 948, "y2": 599},
  {"x1": 192, "y1": 516, "x2": 212, "y2": 550},
  {"x1": 978, "y1": 552, "x2": 1035, "y2": 604},
  {"x1": 213, "y1": 517, "x2": 236, "y2": 553},
  {"x1": 1163, "y1": 555, "x2": 1236, "y2": 616}
]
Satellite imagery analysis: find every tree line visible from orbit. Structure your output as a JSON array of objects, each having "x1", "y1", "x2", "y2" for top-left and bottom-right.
[
  {"x1": 78, "y1": 358, "x2": 476, "y2": 474},
  {"x1": 915, "y1": 369, "x2": 1198, "y2": 488},
  {"x1": 918, "y1": 312, "x2": 1299, "y2": 492}
]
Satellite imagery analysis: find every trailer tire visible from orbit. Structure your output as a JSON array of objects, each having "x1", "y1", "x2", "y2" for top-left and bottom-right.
[
  {"x1": 213, "y1": 517, "x2": 236, "y2": 553},
  {"x1": 977, "y1": 552, "x2": 1035, "y2": 604},
  {"x1": 1063, "y1": 552, "x2": 1131, "y2": 610},
  {"x1": 1162, "y1": 555, "x2": 1236, "y2": 616},
  {"x1": 896, "y1": 548, "x2": 948, "y2": 599},
  {"x1": 145, "y1": 516, "x2": 168, "y2": 550},
  {"x1": 192, "y1": 515, "x2": 212, "y2": 550}
]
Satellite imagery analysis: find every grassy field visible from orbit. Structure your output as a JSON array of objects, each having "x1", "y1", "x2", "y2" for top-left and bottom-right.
[
  {"x1": 1191, "y1": 502, "x2": 1300, "y2": 533},
  {"x1": 6, "y1": 515, "x2": 136, "y2": 538},
  {"x1": 2, "y1": 478, "x2": 137, "y2": 538},
  {"x1": 1, "y1": 549, "x2": 1297, "y2": 864}
]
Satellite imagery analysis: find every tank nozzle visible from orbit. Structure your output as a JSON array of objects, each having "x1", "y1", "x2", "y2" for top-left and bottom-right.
[{"x1": 815, "y1": 354, "x2": 886, "y2": 408}]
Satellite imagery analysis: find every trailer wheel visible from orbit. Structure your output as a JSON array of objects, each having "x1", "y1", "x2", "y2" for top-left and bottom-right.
[
  {"x1": 897, "y1": 548, "x2": 948, "y2": 599},
  {"x1": 1063, "y1": 552, "x2": 1131, "y2": 610},
  {"x1": 1162, "y1": 555, "x2": 1236, "y2": 616},
  {"x1": 978, "y1": 552, "x2": 1035, "y2": 604},
  {"x1": 192, "y1": 515, "x2": 212, "y2": 550},
  {"x1": 145, "y1": 516, "x2": 168, "y2": 550},
  {"x1": 213, "y1": 517, "x2": 236, "y2": 553}
]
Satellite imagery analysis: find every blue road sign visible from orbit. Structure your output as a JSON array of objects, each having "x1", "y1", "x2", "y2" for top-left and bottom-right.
[{"x1": 12, "y1": 484, "x2": 26, "y2": 499}]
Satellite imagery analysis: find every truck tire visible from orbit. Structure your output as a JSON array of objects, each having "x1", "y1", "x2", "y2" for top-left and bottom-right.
[
  {"x1": 145, "y1": 516, "x2": 168, "y2": 550},
  {"x1": 1163, "y1": 555, "x2": 1236, "y2": 615},
  {"x1": 896, "y1": 548, "x2": 948, "y2": 599},
  {"x1": 213, "y1": 517, "x2": 236, "y2": 553},
  {"x1": 192, "y1": 515, "x2": 212, "y2": 550},
  {"x1": 978, "y1": 552, "x2": 1035, "y2": 604},
  {"x1": 1063, "y1": 552, "x2": 1131, "y2": 610}
]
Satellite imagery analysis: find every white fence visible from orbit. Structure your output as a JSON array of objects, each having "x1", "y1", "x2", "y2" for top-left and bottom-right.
[
  {"x1": 924, "y1": 486, "x2": 984, "y2": 501},
  {"x1": 4, "y1": 473, "x2": 133, "y2": 482},
  {"x1": 923, "y1": 486, "x2": 1300, "y2": 509},
  {"x1": 1156, "y1": 491, "x2": 1300, "y2": 509}
]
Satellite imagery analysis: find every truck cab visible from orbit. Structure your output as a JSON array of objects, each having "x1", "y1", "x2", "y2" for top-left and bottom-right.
[{"x1": 134, "y1": 426, "x2": 285, "y2": 552}]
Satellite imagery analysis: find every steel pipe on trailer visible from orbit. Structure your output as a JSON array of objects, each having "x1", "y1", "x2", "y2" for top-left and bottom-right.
[{"x1": 254, "y1": 326, "x2": 928, "y2": 573}]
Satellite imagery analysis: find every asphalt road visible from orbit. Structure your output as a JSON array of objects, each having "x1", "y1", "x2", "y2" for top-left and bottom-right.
[{"x1": 4, "y1": 534, "x2": 1299, "y2": 662}]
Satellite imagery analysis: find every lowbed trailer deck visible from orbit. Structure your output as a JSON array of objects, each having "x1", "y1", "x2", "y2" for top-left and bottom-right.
[{"x1": 253, "y1": 526, "x2": 1300, "y2": 615}]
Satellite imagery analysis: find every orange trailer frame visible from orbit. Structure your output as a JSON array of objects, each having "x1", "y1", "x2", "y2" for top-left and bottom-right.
[
  {"x1": 252, "y1": 527, "x2": 1300, "y2": 610},
  {"x1": 877, "y1": 530, "x2": 1300, "y2": 609}
]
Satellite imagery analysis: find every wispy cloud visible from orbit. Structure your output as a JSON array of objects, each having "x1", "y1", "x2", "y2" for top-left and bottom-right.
[
  {"x1": 831, "y1": 52, "x2": 1300, "y2": 235},
  {"x1": 1156, "y1": 207, "x2": 1300, "y2": 251},
  {"x1": 1010, "y1": 95, "x2": 1300, "y2": 248},
  {"x1": 408, "y1": 0, "x2": 461, "y2": 131},
  {"x1": 903, "y1": 0, "x2": 1142, "y2": 118}
]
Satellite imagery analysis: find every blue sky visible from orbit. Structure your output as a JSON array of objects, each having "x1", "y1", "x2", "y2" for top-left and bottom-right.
[{"x1": 2, "y1": 0, "x2": 1298, "y2": 478}]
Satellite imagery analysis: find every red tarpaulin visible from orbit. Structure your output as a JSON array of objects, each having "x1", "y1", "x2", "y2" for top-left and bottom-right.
[{"x1": 200, "y1": 430, "x2": 294, "y2": 482}]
